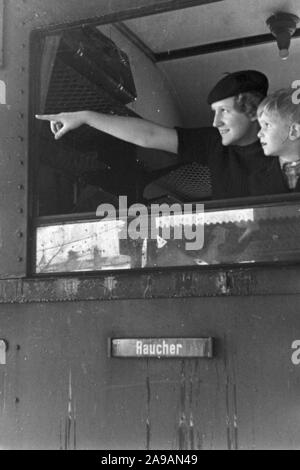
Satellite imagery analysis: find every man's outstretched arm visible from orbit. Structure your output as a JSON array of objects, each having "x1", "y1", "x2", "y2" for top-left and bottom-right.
[{"x1": 35, "y1": 111, "x2": 179, "y2": 154}]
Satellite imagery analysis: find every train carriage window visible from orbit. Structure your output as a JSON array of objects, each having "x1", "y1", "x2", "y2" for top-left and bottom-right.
[{"x1": 30, "y1": 2, "x2": 300, "y2": 274}]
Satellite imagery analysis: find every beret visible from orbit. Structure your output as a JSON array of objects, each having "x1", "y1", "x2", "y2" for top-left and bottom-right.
[{"x1": 207, "y1": 70, "x2": 269, "y2": 105}]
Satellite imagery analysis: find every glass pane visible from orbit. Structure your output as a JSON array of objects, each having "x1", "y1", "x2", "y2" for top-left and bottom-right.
[{"x1": 35, "y1": 201, "x2": 300, "y2": 273}]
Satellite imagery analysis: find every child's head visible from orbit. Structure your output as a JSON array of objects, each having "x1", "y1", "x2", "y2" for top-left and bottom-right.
[{"x1": 257, "y1": 88, "x2": 300, "y2": 157}]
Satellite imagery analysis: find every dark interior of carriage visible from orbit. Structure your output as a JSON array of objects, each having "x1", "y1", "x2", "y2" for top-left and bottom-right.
[
  {"x1": 34, "y1": 4, "x2": 232, "y2": 218},
  {"x1": 34, "y1": 25, "x2": 214, "y2": 217},
  {"x1": 32, "y1": 1, "x2": 300, "y2": 217}
]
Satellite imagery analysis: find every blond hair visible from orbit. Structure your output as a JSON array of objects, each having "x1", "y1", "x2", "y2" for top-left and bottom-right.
[{"x1": 257, "y1": 88, "x2": 300, "y2": 123}]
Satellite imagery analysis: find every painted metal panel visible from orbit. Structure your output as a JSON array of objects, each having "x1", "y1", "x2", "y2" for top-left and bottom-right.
[
  {"x1": 0, "y1": 1, "x2": 29, "y2": 278},
  {"x1": 0, "y1": 295, "x2": 299, "y2": 449},
  {"x1": 2, "y1": 264, "x2": 300, "y2": 304},
  {"x1": 0, "y1": 0, "x2": 3, "y2": 67}
]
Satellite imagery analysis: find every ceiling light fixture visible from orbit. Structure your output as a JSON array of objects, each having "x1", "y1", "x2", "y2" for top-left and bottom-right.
[{"x1": 266, "y1": 12, "x2": 299, "y2": 60}]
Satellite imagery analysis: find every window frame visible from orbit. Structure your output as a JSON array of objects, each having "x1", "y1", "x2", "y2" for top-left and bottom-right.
[{"x1": 28, "y1": 4, "x2": 300, "y2": 277}]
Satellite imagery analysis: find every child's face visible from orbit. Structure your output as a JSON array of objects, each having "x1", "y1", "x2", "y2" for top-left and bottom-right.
[{"x1": 258, "y1": 110, "x2": 291, "y2": 156}]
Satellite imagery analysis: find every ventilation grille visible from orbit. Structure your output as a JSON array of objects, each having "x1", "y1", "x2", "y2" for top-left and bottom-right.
[
  {"x1": 44, "y1": 58, "x2": 137, "y2": 117},
  {"x1": 153, "y1": 162, "x2": 212, "y2": 200},
  {"x1": 41, "y1": 58, "x2": 138, "y2": 149}
]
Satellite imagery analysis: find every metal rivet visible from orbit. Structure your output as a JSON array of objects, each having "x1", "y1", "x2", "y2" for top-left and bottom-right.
[
  {"x1": 18, "y1": 208, "x2": 24, "y2": 214},
  {"x1": 17, "y1": 257, "x2": 23, "y2": 262},
  {"x1": 18, "y1": 136, "x2": 24, "y2": 142},
  {"x1": 17, "y1": 184, "x2": 24, "y2": 190},
  {"x1": 18, "y1": 113, "x2": 24, "y2": 119},
  {"x1": 19, "y1": 160, "x2": 24, "y2": 166},
  {"x1": 17, "y1": 232, "x2": 23, "y2": 238}
]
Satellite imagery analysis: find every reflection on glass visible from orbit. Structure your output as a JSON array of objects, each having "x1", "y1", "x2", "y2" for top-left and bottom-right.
[
  {"x1": 36, "y1": 220, "x2": 132, "y2": 273},
  {"x1": 36, "y1": 202, "x2": 300, "y2": 273}
]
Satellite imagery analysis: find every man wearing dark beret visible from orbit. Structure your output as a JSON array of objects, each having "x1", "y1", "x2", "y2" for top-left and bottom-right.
[{"x1": 36, "y1": 69, "x2": 288, "y2": 199}]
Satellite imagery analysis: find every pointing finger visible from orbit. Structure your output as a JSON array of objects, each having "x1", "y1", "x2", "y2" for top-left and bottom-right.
[{"x1": 35, "y1": 114, "x2": 59, "y2": 121}]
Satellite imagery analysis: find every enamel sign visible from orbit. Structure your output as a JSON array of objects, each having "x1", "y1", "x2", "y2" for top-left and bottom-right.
[{"x1": 111, "y1": 338, "x2": 213, "y2": 358}]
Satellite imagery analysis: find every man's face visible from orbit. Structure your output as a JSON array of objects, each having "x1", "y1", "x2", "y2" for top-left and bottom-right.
[
  {"x1": 211, "y1": 96, "x2": 257, "y2": 146},
  {"x1": 257, "y1": 110, "x2": 291, "y2": 156}
]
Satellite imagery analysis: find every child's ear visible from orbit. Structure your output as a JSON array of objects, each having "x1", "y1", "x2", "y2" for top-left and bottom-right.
[{"x1": 289, "y1": 123, "x2": 300, "y2": 141}]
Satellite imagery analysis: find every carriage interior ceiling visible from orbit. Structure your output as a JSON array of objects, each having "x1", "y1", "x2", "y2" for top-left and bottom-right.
[{"x1": 115, "y1": 0, "x2": 300, "y2": 128}]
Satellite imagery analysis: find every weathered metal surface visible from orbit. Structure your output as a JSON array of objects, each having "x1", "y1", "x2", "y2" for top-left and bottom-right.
[
  {"x1": 1, "y1": 264, "x2": 300, "y2": 304},
  {"x1": 0, "y1": 295, "x2": 299, "y2": 449},
  {"x1": 0, "y1": 1, "x2": 29, "y2": 278},
  {"x1": 0, "y1": 0, "x2": 3, "y2": 67}
]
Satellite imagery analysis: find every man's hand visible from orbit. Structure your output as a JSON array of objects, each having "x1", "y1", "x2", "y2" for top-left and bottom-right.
[{"x1": 35, "y1": 111, "x2": 88, "y2": 139}]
